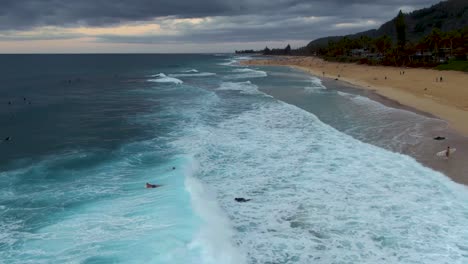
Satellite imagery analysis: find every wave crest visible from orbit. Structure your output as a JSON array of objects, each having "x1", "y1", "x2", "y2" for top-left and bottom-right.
[{"x1": 148, "y1": 73, "x2": 183, "y2": 84}]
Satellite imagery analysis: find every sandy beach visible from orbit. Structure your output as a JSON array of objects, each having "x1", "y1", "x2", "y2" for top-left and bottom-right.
[
  {"x1": 243, "y1": 56, "x2": 468, "y2": 136},
  {"x1": 243, "y1": 56, "x2": 468, "y2": 185}
]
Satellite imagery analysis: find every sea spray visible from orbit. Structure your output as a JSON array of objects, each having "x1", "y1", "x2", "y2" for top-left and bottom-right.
[
  {"x1": 172, "y1": 92, "x2": 468, "y2": 263},
  {"x1": 148, "y1": 73, "x2": 183, "y2": 84},
  {"x1": 184, "y1": 157, "x2": 246, "y2": 264}
]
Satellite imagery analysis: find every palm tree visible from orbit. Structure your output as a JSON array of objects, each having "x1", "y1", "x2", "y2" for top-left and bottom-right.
[
  {"x1": 284, "y1": 44, "x2": 291, "y2": 55},
  {"x1": 374, "y1": 35, "x2": 392, "y2": 55},
  {"x1": 359, "y1": 35, "x2": 373, "y2": 50},
  {"x1": 426, "y1": 28, "x2": 442, "y2": 56},
  {"x1": 444, "y1": 30, "x2": 461, "y2": 57},
  {"x1": 395, "y1": 10, "x2": 407, "y2": 49}
]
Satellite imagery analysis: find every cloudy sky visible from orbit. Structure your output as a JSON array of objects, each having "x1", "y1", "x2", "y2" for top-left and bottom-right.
[{"x1": 0, "y1": 0, "x2": 441, "y2": 53}]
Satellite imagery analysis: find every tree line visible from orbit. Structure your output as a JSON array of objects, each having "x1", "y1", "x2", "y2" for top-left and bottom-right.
[
  {"x1": 237, "y1": 10, "x2": 468, "y2": 68},
  {"x1": 296, "y1": 11, "x2": 468, "y2": 67},
  {"x1": 236, "y1": 44, "x2": 292, "y2": 55}
]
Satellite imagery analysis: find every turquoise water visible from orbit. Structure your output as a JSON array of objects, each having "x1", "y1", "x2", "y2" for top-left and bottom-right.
[{"x1": 0, "y1": 54, "x2": 467, "y2": 263}]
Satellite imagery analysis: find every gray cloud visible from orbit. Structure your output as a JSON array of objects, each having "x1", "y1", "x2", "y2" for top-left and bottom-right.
[
  {"x1": 0, "y1": 0, "x2": 440, "y2": 29},
  {"x1": 95, "y1": 15, "x2": 343, "y2": 44},
  {"x1": 0, "y1": 0, "x2": 442, "y2": 47}
]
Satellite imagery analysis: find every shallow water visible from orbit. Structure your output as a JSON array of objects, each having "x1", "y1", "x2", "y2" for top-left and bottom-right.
[{"x1": 0, "y1": 54, "x2": 467, "y2": 263}]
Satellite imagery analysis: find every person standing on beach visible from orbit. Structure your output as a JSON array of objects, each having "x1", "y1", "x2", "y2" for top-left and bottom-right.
[{"x1": 446, "y1": 146, "x2": 451, "y2": 159}]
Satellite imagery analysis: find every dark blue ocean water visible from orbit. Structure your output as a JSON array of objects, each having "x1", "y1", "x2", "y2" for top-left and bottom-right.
[
  {"x1": 0, "y1": 54, "x2": 211, "y2": 165},
  {"x1": 0, "y1": 54, "x2": 467, "y2": 264}
]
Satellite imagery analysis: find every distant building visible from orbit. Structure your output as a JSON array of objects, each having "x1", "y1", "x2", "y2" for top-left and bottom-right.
[
  {"x1": 350, "y1": 49, "x2": 366, "y2": 57},
  {"x1": 365, "y1": 53, "x2": 380, "y2": 59},
  {"x1": 411, "y1": 50, "x2": 433, "y2": 62}
]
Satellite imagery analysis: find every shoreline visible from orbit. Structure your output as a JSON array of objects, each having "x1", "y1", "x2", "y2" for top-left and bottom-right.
[
  {"x1": 242, "y1": 56, "x2": 468, "y2": 186},
  {"x1": 242, "y1": 56, "x2": 468, "y2": 137}
]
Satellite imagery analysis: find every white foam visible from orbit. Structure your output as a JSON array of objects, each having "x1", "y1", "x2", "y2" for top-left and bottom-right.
[
  {"x1": 218, "y1": 56, "x2": 252, "y2": 67},
  {"x1": 336, "y1": 90, "x2": 413, "y2": 115},
  {"x1": 336, "y1": 91, "x2": 352, "y2": 97},
  {"x1": 217, "y1": 81, "x2": 264, "y2": 95},
  {"x1": 303, "y1": 77, "x2": 326, "y2": 93},
  {"x1": 148, "y1": 73, "x2": 183, "y2": 84},
  {"x1": 218, "y1": 59, "x2": 237, "y2": 66},
  {"x1": 234, "y1": 56, "x2": 253, "y2": 61},
  {"x1": 226, "y1": 68, "x2": 267, "y2": 79},
  {"x1": 3, "y1": 153, "x2": 205, "y2": 264},
  {"x1": 169, "y1": 72, "x2": 216, "y2": 78},
  {"x1": 171, "y1": 97, "x2": 468, "y2": 263},
  {"x1": 310, "y1": 76, "x2": 326, "y2": 88},
  {"x1": 184, "y1": 158, "x2": 246, "y2": 264},
  {"x1": 184, "y1": 69, "x2": 199, "y2": 73},
  {"x1": 232, "y1": 68, "x2": 259, "y2": 73},
  {"x1": 335, "y1": 90, "x2": 442, "y2": 150}
]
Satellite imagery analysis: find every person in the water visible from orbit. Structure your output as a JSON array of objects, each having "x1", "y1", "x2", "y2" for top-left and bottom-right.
[
  {"x1": 235, "y1": 198, "x2": 251, "y2": 202},
  {"x1": 446, "y1": 146, "x2": 451, "y2": 158},
  {"x1": 146, "y1": 183, "x2": 161, "y2": 188}
]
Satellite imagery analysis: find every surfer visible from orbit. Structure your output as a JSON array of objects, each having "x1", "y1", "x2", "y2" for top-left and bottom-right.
[
  {"x1": 146, "y1": 182, "x2": 161, "y2": 188},
  {"x1": 445, "y1": 146, "x2": 451, "y2": 159},
  {"x1": 235, "y1": 198, "x2": 251, "y2": 203}
]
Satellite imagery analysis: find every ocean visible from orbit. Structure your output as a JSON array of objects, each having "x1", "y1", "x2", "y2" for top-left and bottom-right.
[{"x1": 0, "y1": 54, "x2": 467, "y2": 264}]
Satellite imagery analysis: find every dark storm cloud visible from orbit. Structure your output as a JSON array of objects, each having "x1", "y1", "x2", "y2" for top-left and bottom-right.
[
  {"x1": 0, "y1": 0, "x2": 228, "y2": 30},
  {"x1": 0, "y1": 0, "x2": 441, "y2": 44},
  {"x1": 0, "y1": 0, "x2": 440, "y2": 30}
]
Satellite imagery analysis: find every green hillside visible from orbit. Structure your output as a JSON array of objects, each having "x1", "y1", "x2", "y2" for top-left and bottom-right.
[{"x1": 306, "y1": 0, "x2": 468, "y2": 50}]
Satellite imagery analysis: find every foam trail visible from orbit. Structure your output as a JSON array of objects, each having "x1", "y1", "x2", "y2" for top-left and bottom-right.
[
  {"x1": 218, "y1": 59, "x2": 237, "y2": 66},
  {"x1": 218, "y1": 55, "x2": 253, "y2": 66},
  {"x1": 335, "y1": 89, "x2": 441, "y2": 151},
  {"x1": 184, "y1": 158, "x2": 246, "y2": 264},
  {"x1": 148, "y1": 73, "x2": 183, "y2": 84},
  {"x1": 234, "y1": 56, "x2": 253, "y2": 61},
  {"x1": 310, "y1": 77, "x2": 326, "y2": 88},
  {"x1": 227, "y1": 68, "x2": 267, "y2": 79},
  {"x1": 302, "y1": 77, "x2": 326, "y2": 93},
  {"x1": 169, "y1": 72, "x2": 216, "y2": 77},
  {"x1": 217, "y1": 81, "x2": 262, "y2": 95}
]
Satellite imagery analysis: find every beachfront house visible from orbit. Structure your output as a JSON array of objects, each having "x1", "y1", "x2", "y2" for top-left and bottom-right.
[{"x1": 350, "y1": 49, "x2": 366, "y2": 57}]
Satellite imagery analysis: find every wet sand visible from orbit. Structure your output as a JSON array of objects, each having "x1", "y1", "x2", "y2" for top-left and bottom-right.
[
  {"x1": 244, "y1": 58, "x2": 468, "y2": 186},
  {"x1": 243, "y1": 56, "x2": 468, "y2": 136},
  {"x1": 321, "y1": 78, "x2": 468, "y2": 186}
]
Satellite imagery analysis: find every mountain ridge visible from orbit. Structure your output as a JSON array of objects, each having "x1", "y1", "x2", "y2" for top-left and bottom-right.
[{"x1": 306, "y1": 0, "x2": 468, "y2": 49}]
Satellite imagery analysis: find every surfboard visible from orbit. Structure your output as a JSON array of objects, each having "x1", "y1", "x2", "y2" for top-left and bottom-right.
[{"x1": 436, "y1": 148, "x2": 456, "y2": 157}]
